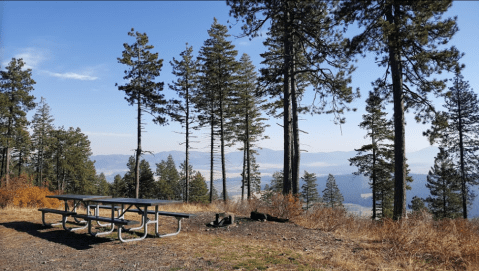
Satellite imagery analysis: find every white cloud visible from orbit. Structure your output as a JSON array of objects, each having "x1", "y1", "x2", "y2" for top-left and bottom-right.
[
  {"x1": 84, "y1": 132, "x2": 133, "y2": 137},
  {"x1": 2, "y1": 47, "x2": 48, "y2": 69},
  {"x1": 45, "y1": 71, "x2": 98, "y2": 81}
]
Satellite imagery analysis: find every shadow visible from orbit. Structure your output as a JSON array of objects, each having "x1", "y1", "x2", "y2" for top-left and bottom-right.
[{"x1": 0, "y1": 221, "x2": 113, "y2": 250}]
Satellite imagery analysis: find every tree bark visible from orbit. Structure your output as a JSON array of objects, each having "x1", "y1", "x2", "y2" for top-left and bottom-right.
[
  {"x1": 220, "y1": 98, "x2": 227, "y2": 202},
  {"x1": 241, "y1": 144, "x2": 246, "y2": 201},
  {"x1": 282, "y1": 6, "x2": 292, "y2": 195},
  {"x1": 387, "y1": 4, "x2": 407, "y2": 220},
  {"x1": 135, "y1": 93, "x2": 142, "y2": 199},
  {"x1": 291, "y1": 53, "x2": 300, "y2": 195},
  {"x1": 246, "y1": 112, "x2": 251, "y2": 199},
  {"x1": 372, "y1": 135, "x2": 377, "y2": 220},
  {"x1": 456, "y1": 83, "x2": 468, "y2": 218},
  {"x1": 209, "y1": 103, "x2": 214, "y2": 203},
  {"x1": 185, "y1": 84, "x2": 190, "y2": 203}
]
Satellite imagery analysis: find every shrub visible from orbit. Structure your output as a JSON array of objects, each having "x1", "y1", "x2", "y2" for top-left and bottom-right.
[{"x1": 0, "y1": 174, "x2": 61, "y2": 208}]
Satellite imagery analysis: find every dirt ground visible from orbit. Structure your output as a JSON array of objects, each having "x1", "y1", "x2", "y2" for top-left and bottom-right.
[{"x1": 0, "y1": 208, "x2": 362, "y2": 271}]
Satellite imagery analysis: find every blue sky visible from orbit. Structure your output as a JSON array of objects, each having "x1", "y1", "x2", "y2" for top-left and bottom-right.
[{"x1": 1, "y1": 1, "x2": 478, "y2": 156}]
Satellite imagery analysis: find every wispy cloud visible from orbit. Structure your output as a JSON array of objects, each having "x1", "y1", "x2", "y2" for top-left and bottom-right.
[
  {"x1": 84, "y1": 132, "x2": 133, "y2": 137},
  {"x1": 45, "y1": 71, "x2": 98, "y2": 81},
  {"x1": 2, "y1": 47, "x2": 49, "y2": 69}
]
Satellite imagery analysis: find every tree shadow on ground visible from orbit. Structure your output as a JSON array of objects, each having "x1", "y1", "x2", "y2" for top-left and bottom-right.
[{"x1": 0, "y1": 221, "x2": 113, "y2": 250}]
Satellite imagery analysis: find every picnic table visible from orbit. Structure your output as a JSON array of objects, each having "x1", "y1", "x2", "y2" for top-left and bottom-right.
[
  {"x1": 39, "y1": 194, "x2": 112, "y2": 231},
  {"x1": 39, "y1": 195, "x2": 193, "y2": 242},
  {"x1": 79, "y1": 197, "x2": 184, "y2": 242}
]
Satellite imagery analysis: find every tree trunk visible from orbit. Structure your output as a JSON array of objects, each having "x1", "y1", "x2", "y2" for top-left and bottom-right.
[
  {"x1": 209, "y1": 106, "x2": 214, "y2": 203},
  {"x1": 372, "y1": 136, "x2": 377, "y2": 220},
  {"x1": 185, "y1": 86, "x2": 190, "y2": 203},
  {"x1": 135, "y1": 94, "x2": 142, "y2": 199},
  {"x1": 282, "y1": 6, "x2": 292, "y2": 195},
  {"x1": 387, "y1": 4, "x2": 407, "y2": 220},
  {"x1": 456, "y1": 84, "x2": 468, "y2": 219},
  {"x1": 5, "y1": 146, "x2": 10, "y2": 188},
  {"x1": 220, "y1": 98, "x2": 227, "y2": 202},
  {"x1": 241, "y1": 144, "x2": 246, "y2": 201},
  {"x1": 246, "y1": 112, "x2": 251, "y2": 199},
  {"x1": 291, "y1": 57, "x2": 300, "y2": 195}
]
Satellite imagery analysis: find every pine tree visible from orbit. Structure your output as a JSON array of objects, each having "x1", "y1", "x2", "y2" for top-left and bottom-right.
[
  {"x1": 228, "y1": 1, "x2": 358, "y2": 195},
  {"x1": 179, "y1": 160, "x2": 195, "y2": 202},
  {"x1": 116, "y1": 28, "x2": 168, "y2": 199},
  {"x1": 270, "y1": 170, "x2": 284, "y2": 193},
  {"x1": 233, "y1": 53, "x2": 268, "y2": 200},
  {"x1": 195, "y1": 18, "x2": 239, "y2": 202},
  {"x1": 155, "y1": 155, "x2": 180, "y2": 200},
  {"x1": 111, "y1": 174, "x2": 127, "y2": 197},
  {"x1": 95, "y1": 173, "x2": 111, "y2": 196},
  {"x1": 169, "y1": 44, "x2": 199, "y2": 203},
  {"x1": 189, "y1": 172, "x2": 209, "y2": 203},
  {"x1": 322, "y1": 174, "x2": 344, "y2": 208},
  {"x1": 31, "y1": 97, "x2": 55, "y2": 186},
  {"x1": 0, "y1": 58, "x2": 36, "y2": 187},
  {"x1": 425, "y1": 148, "x2": 462, "y2": 219},
  {"x1": 426, "y1": 72, "x2": 479, "y2": 219},
  {"x1": 138, "y1": 159, "x2": 155, "y2": 199},
  {"x1": 300, "y1": 171, "x2": 320, "y2": 211},
  {"x1": 335, "y1": 0, "x2": 462, "y2": 220},
  {"x1": 409, "y1": 196, "x2": 427, "y2": 213},
  {"x1": 349, "y1": 90, "x2": 395, "y2": 219}
]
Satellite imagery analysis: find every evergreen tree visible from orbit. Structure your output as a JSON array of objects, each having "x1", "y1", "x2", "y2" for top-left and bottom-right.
[
  {"x1": 95, "y1": 173, "x2": 111, "y2": 196},
  {"x1": 322, "y1": 174, "x2": 344, "y2": 208},
  {"x1": 233, "y1": 53, "x2": 268, "y2": 200},
  {"x1": 336, "y1": 0, "x2": 462, "y2": 220},
  {"x1": 179, "y1": 160, "x2": 195, "y2": 202},
  {"x1": 122, "y1": 156, "x2": 136, "y2": 198},
  {"x1": 270, "y1": 170, "x2": 284, "y2": 193},
  {"x1": 195, "y1": 18, "x2": 239, "y2": 202},
  {"x1": 169, "y1": 44, "x2": 199, "y2": 203},
  {"x1": 31, "y1": 97, "x2": 54, "y2": 186},
  {"x1": 426, "y1": 72, "x2": 479, "y2": 219},
  {"x1": 425, "y1": 148, "x2": 462, "y2": 219},
  {"x1": 111, "y1": 174, "x2": 127, "y2": 197},
  {"x1": 300, "y1": 171, "x2": 320, "y2": 211},
  {"x1": 189, "y1": 172, "x2": 209, "y2": 203},
  {"x1": 116, "y1": 28, "x2": 168, "y2": 199},
  {"x1": 228, "y1": 1, "x2": 358, "y2": 195},
  {"x1": 138, "y1": 159, "x2": 155, "y2": 198},
  {"x1": 155, "y1": 155, "x2": 180, "y2": 200},
  {"x1": 0, "y1": 58, "x2": 36, "y2": 187},
  {"x1": 409, "y1": 196, "x2": 427, "y2": 213},
  {"x1": 349, "y1": 90, "x2": 395, "y2": 219}
]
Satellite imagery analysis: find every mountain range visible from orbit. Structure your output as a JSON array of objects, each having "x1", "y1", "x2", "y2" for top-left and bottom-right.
[{"x1": 91, "y1": 146, "x2": 479, "y2": 218}]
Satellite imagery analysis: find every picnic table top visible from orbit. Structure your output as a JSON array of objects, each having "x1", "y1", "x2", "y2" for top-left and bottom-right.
[
  {"x1": 46, "y1": 194, "x2": 112, "y2": 201},
  {"x1": 88, "y1": 197, "x2": 183, "y2": 206}
]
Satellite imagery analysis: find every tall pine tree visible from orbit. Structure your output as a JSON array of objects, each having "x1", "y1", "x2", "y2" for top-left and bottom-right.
[
  {"x1": 169, "y1": 44, "x2": 199, "y2": 203},
  {"x1": 31, "y1": 97, "x2": 55, "y2": 186},
  {"x1": 426, "y1": 72, "x2": 479, "y2": 219},
  {"x1": 116, "y1": 28, "x2": 168, "y2": 198},
  {"x1": 335, "y1": 0, "x2": 462, "y2": 220},
  {"x1": 195, "y1": 18, "x2": 239, "y2": 202},
  {"x1": 349, "y1": 90, "x2": 395, "y2": 219},
  {"x1": 228, "y1": 1, "x2": 358, "y2": 195},
  {"x1": 0, "y1": 58, "x2": 36, "y2": 187}
]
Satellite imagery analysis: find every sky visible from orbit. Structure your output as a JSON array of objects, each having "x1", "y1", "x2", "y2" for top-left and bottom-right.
[{"x1": 1, "y1": 1, "x2": 478, "y2": 156}]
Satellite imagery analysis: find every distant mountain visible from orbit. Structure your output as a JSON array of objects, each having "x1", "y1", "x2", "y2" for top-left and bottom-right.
[
  {"x1": 91, "y1": 146, "x2": 478, "y2": 218},
  {"x1": 92, "y1": 146, "x2": 439, "y2": 182}
]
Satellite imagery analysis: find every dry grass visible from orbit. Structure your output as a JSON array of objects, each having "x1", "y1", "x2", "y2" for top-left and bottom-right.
[{"x1": 2, "y1": 197, "x2": 479, "y2": 270}]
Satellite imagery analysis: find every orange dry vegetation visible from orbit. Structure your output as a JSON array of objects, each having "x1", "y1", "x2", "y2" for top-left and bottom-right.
[{"x1": 0, "y1": 174, "x2": 61, "y2": 209}]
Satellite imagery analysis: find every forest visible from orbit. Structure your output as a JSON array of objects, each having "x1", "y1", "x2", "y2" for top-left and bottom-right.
[{"x1": 1, "y1": 0, "x2": 478, "y2": 223}]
